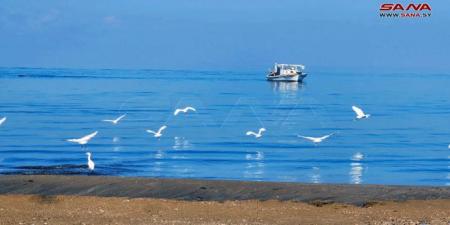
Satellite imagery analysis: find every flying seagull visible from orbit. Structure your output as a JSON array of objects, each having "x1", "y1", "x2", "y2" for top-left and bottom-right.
[
  {"x1": 352, "y1": 106, "x2": 370, "y2": 119},
  {"x1": 66, "y1": 131, "x2": 98, "y2": 146},
  {"x1": 102, "y1": 114, "x2": 126, "y2": 125},
  {"x1": 0, "y1": 117, "x2": 6, "y2": 126},
  {"x1": 352, "y1": 152, "x2": 364, "y2": 161},
  {"x1": 146, "y1": 125, "x2": 167, "y2": 138},
  {"x1": 174, "y1": 106, "x2": 196, "y2": 116},
  {"x1": 246, "y1": 128, "x2": 266, "y2": 138},
  {"x1": 86, "y1": 152, "x2": 95, "y2": 172},
  {"x1": 297, "y1": 133, "x2": 334, "y2": 144}
]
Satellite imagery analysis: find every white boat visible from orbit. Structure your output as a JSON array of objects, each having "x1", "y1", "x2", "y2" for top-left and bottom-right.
[{"x1": 266, "y1": 63, "x2": 307, "y2": 82}]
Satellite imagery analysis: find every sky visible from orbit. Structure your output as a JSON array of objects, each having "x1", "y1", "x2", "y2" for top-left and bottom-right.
[{"x1": 0, "y1": 0, "x2": 449, "y2": 73}]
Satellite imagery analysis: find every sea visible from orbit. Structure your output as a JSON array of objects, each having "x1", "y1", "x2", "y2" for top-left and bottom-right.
[{"x1": 0, "y1": 67, "x2": 449, "y2": 186}]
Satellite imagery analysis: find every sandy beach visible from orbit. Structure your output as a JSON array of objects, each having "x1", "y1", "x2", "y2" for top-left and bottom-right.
[
  {"x1": 0, "y1": 195, "x2": 449, "y2": 225},
  {"x1": 0, "y1": 175, "x2": 449, "y2": 224}
]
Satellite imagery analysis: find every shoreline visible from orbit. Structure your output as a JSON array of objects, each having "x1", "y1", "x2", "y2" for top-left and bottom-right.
[{"x1": 1, "y1": 175, "x2": 449, "y2": 205}]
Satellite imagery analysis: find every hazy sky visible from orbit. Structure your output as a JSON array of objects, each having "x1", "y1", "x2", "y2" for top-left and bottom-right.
[{"x1": 0, "y1": 0, "x2": 449, "y2": 72}]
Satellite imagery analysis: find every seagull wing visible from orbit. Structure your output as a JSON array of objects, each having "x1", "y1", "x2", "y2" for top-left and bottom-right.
[
  {"x1": 0, "y1": 117, "x2": 6, "y2": 126},
  {"x1": 115, "y1": 114, "x2": 126, "y2": 122},
  {"x1": 246, "y1": 131, "x2": 257, "y2": 136},
  {"x1": 297, "y1": 135, "x2": 316, "y2": 142},
  {"x1": 158, "y1": 125, "x2": 167, "y2": 133},
  {"x1": 257, "y1": 128, "x2": 266, "y2": 135},
  {"x1": 146, "y1": 129, "x2": 157, "y2": 135},
  {"x1": 320, "y1": 133, "x2": 334, "y2": 141},
  {"x1": 174, "y1": 109, "x2": 182, "y2": 116},
  {"x1": 352, "y1": 106, "x2": 365, "y2": 117},
  {"x1": 102, "y1": 119, "x2": 115, "y2": 123},
  {"x1": 66, "y1": 138, "x2": 80, "y2": 143},
  {"x1": 186, "y1": 107, "x2": 196, "y2": 112},
  {"x1": 80, "y1": 131, "x2": 98, "y2": 142}
]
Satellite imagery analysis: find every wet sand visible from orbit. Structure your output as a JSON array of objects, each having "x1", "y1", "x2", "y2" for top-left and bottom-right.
[
  {"x1": 0, "y1": 175, "x2": 449, "y2": 224},
  {"x1": 1, "y1": 175, "x2": 450, "y2": 205}
]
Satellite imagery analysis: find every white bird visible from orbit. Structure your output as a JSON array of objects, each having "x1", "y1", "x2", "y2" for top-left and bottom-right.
[
  {"x1": 102, "y1": 114, "x2": 126, "y2": 125},
  {"x1": 174, "y1": 106, "x2": 196, "y2": 116},
  {"x1": 297, "y1": 133, "x2": 334, "y2": 144},
  {"x1": 352, "y1": 105, "x2": 370, "y2": 119},
  {"x1": 146, "y1": 125, "x2": 167, "y2": 138},
  {"x1": 66, "y1": 131, "x2": 98, "y2": 145},
  {"x1": 246, "y1": 128, "x2": 266, "y2": 138},
  {"x1": 86, "y1": 152, "x2": 95, "y2": 171},
  {"x1": 0, "y1": 117, "x2": 6, "y2": 126},
  {"x1": 352, "y1": 152, "x2": 364, "y2": 161}
]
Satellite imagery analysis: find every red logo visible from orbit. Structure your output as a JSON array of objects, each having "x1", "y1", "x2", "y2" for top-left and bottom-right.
[
  {"x1": 379, "y1": 3, "x2": 432, "y2": 18},
  {"x1": 380, "y1": 3, "x2": 432, "y2": 11}
]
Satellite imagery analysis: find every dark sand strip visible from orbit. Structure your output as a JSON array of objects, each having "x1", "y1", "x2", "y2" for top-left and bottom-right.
[{"x1": 0, "y1": 175, "x2": 449, "y2": 205}]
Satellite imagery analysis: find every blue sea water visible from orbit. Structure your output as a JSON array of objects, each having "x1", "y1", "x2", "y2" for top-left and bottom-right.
[{"x1": 0, "y1": 67, "x2": 449, "y2": 186}]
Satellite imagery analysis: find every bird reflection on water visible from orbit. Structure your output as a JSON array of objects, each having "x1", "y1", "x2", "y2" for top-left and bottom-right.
[
  {"x1": 172, "y1": 137, "x2": 193, "y2": 150},
  {"x1": 310, "y1": 167, "x2": 321, "y2": 184},
  {"x1": 350, "y1": 152, "x2": 364, "y2": 184},
  {"x1": 244, "y1": 151, "x2": 265, "y2": 180}
]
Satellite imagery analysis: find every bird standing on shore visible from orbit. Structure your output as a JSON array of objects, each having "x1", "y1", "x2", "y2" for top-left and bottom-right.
[
  {"x1": 0, "y1": 117, "x2": 6, "y2": 126},
  {"x1": 146, "y1": 125, "x2": 167, "y2": 138},
  {"x1": 246, "y1": 128, "x2": 266, "y2": 138},
  {"x1": 102, "y1": 114, "x2": 126, "y2": 125},
  {"x1": 352, "y1": 106, "x2": 370, "y2": 120},
  {"x1": 174, "y1": 106, "x2": 196, "y2": 116},
  {"x1": 86, "y1": 152, "x2": 95, "y2": 172},
  {"x1": 66, "y1": 131, "x2": 98, "y2": 148},
  {"x1": 297, "y1": 133, "x2": 334, "y2": 144}
]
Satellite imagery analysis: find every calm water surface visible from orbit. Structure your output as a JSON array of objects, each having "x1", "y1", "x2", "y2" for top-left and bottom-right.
[{"x1": 0, "y1": 68, "x2": 449, "y2": 186}]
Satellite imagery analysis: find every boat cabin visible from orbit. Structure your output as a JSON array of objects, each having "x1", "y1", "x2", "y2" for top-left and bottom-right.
[{"x1": 271, "y1": 63, "x2": 305, "y2": 76}]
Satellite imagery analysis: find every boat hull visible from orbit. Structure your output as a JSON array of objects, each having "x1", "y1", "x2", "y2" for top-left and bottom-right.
[{"x1": 266, "y1": 73, "x2": 307, "y2": 82}]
